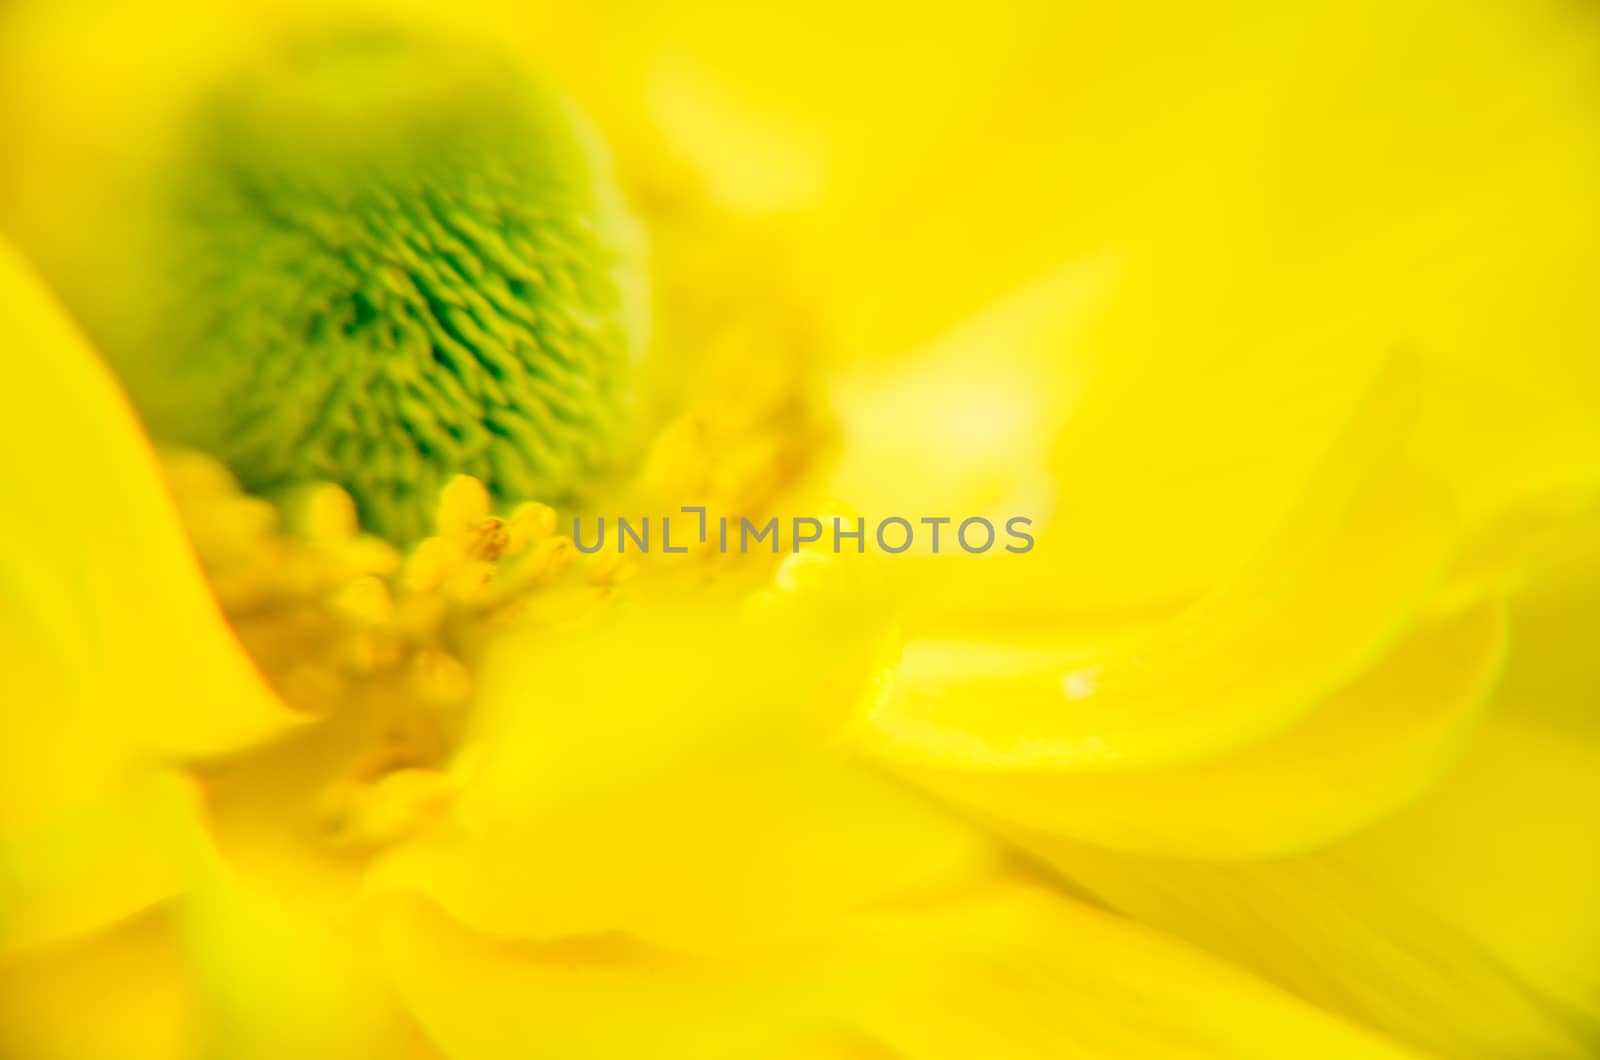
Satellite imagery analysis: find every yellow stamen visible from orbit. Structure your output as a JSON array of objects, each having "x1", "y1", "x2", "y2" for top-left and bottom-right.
[{"x1": 436, "y1": 474, "x2": 491, "y2": 537}]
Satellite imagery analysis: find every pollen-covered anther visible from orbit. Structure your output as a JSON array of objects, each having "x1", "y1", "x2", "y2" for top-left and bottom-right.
[
  {"x1": 506, "y1": 501, "x2": 560, "y2": 552},
  {"x1": 164, "y1": 459, "x2": 598, "y2": 730},
  {"x1": 436, "y1": 475, "x2": 492, "y2": 538},
  {"x1": 470, "y1": 518, "x2": 511, "y2": 563},
  {"x1": 403, "y1": 537, "x2": 460, "y2": 594}
]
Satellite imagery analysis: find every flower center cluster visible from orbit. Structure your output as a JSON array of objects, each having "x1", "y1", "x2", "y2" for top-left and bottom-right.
[
  {"x1": 158, "y1": 28, "x2": 641, "y2": 542},
  {"x1": 155, "y1": 60, "x2": 834, "y2": 854}
]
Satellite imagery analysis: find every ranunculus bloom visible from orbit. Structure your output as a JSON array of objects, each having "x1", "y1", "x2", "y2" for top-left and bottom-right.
[{"x1": 2, "y1": 2, "x2": 1597, "y2": 1058}]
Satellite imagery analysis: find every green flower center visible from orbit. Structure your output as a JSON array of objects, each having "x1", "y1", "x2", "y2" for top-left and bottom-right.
[{"x1": 160, "y1": 29, "x2": 641, "y2": 542}]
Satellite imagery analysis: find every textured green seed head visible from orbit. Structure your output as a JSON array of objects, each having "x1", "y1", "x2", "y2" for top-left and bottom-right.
[{"x1": 159, "y1": 28, "x2": 642, "y2": 542}]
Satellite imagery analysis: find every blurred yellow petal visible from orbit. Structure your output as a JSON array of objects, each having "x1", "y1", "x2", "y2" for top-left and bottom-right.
[
  {"x1": 866, "y1": 360, "x2": 1456, "y2": 771},
  {"x1": 374, "y1": 591, "x2": 998, "y2": 952},
  {"x1": 172, "y1": 850, "x2": 416, "y2": 1059},
  {"x1": 1494, "y1": 506, "x2": 1600, "y2": 740},
  {"x1": 1017, "y1": 708, "x2": 1600, "y2": 1060},
  {"x1": 372, "y1": 892, "x2": 860, "y2": 1060},
  {"x1": 374, "y1": 878, "x2": 1423, "y2": 1060},
  {"x1": 1004, "y1": 518, "x2": 1600, "y2": 1060},
  {"x1": 898, "y1": 598, "x2": 1504, "y2": 861},
  {"x1": 828, "y1": 256, "x2": 1113, "y2": 521},
  {"x1": 851, "y1": 882, "x2": 1421, "y2": 1060},
  {"x1": 0, "y1": 240, "x2": 293, "y2": 955},
  {"x1": 0, "y1": 908, "x2": 199, "y2": 1060},
  {"x1": 0, "y1": 773, "x2": 200, "y2": 956},
  {"x1": 1415, "y1": 361, "x2": 1600, "y2": 595},
  {"x1": 0, "y1": 239, "x2": 292, "y2": 766},
  {"x1": 4, "y1": 843, "x2": 426, "y2": 1059}
]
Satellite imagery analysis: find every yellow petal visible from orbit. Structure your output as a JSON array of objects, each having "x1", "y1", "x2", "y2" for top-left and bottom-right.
[
  {"x1": 1419, "y1": 360, "x2": 1600, "y2": 595},
  {"x1": 0, "y1": 772, "x2": 201, "y2": 956},
  {"x1": 370, "y1": 892, "x2": 860, "y2": 1060},
  {"x1": 1017, "y1": 709, "x2": 1600, "y2": 1060},
  {"x1": 899, "y1": 598, "x2": 1505, "y2": 861},
  {"x1": 851, "y1": 881, "x2": 1421, "y2": 1060},
  {"x1": 1494, "y1": 506, "x2": 1600, "y2": 740},
  {"x1": 374, "y1": 590, "x2": 998, "y2": 952},
  {"x1": 0, "y1": 908, "x2": 198, "y2": 1060},
  {"x1": 172, "y1": 850, "x2": 416, "y2": 1060},
  {"x1": 0, "y1": 239, "x2": 292, "y2": 764},
  {"x1": 373, "y1": 877, "x2": 1422, "y2": 1060},
  {"x1": 865, "y1": 359, "x2": 1456, "y2": 771},
  {"x1": 828, "y1": 256, "x2": 1114, "y2": 522},
  {"x1": 0, "y1": 240, "x2": 294, "y2": 953},
  {"x1": 4, "y1": 844, "x2": 424, "y2": 1059}
]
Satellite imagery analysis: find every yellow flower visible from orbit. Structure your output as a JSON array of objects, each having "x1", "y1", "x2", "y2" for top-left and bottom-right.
[{"x1": 3, "y1": 2, "x2": 1599, "y2": 1059}]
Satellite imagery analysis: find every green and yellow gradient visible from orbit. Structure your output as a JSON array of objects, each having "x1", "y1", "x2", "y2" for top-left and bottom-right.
[{"x1": 1, "y1": 1, "x2": 1597, "y2": 1058}]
